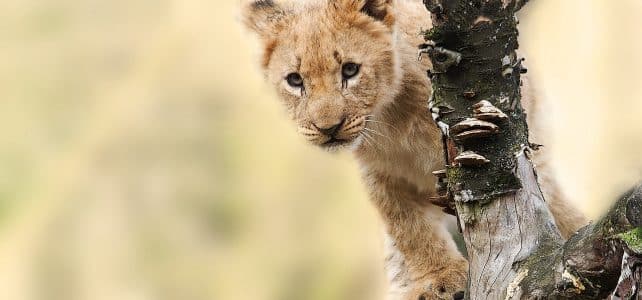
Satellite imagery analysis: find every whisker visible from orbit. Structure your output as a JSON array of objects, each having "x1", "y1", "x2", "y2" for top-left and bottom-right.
[
  {"x1": 360, "y1": 132, "x2": 374, "y2": 148},
  {"x1": 364, "y1": 127, "x2": 391, "y2": 141},
  {"x1": 365, "y1": 116, "x2": 400, "y2": 133},
  {"x1": 360, "y1": 131, "x2": 381, "y2": 150}
]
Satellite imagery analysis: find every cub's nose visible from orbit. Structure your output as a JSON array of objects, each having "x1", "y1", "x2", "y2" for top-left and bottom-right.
[{"x1": 314, "y1": 118, "x2": 345, "y2": 137}]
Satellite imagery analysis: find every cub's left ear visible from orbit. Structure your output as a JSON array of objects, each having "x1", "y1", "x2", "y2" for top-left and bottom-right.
[
  {"x1": 360, "y1": 0, "x2": 394, "y2": 24},
  {"x1": 242, "y1": 0, "x2": 290, "y2": 36},
  {"x1": 337, "y1": 0, "x2": 394, "y2": 26}
]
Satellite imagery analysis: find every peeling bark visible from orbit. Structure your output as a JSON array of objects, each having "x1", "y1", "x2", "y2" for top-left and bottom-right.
[{"x1": 421, "y1": 0, "x2": 642, "y2": 299}]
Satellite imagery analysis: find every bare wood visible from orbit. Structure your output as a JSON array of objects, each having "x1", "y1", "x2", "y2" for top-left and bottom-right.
[{"x1": 459, "y1": 153, "x2": 562, "y2": 299}]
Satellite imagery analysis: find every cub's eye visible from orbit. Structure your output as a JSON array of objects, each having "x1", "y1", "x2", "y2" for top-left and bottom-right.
[
  {"x1": 286, "y1": 73, "x2": 304, "y2": 88},
  {"x1": 341, "y1": 62, "x2": 360, "y2": 79}
]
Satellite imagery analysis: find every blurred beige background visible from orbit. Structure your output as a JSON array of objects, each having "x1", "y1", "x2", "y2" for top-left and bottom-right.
[{"x1": 0, "y1": 1, "x2": 640, "y2": 299}]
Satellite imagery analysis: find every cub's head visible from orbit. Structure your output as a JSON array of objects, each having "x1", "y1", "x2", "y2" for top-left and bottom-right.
[{"x1": 243, "y1": 0, "x2": 401, "y2": 150}]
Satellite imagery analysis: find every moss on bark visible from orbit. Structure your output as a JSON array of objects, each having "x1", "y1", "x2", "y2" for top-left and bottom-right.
[{"x1": 618, "y1": 227, "x2": 642, "y2": 254}]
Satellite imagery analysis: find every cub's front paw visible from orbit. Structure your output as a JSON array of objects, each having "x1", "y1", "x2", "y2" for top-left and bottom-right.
[{"x1": 410, "y1": 260, "x2": 468, "y2": 300}]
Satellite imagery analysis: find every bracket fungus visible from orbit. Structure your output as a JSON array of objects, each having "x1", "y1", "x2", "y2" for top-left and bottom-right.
[
  {"x1": 451, "y1": 118, "x2": 500, "y2": 142},
  {"x1": 472, "y1": 100, "x2": 509, "y2": 122},
  {"x1": 454, "y1": 151, "x2": 490, "y2": 166}
]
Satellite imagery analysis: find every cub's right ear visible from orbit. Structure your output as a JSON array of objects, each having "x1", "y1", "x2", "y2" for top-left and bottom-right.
[{"x1": 242, "y1": 0, "x2": 289, "y2": 36}]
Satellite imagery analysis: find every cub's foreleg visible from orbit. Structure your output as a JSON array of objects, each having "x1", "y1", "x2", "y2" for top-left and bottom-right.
[{"x1": 365, "y1": 171, "x2": 467, "y2": 300}]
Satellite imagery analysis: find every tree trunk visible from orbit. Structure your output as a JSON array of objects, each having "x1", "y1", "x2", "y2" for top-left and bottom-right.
[{"x1": 420, "y1": 1, "x2": 642, "y2": 299}]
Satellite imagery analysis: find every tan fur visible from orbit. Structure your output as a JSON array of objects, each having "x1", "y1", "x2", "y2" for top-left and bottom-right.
[{"x1": 242, "y1": 1, "x2": 587, "y2": 299}]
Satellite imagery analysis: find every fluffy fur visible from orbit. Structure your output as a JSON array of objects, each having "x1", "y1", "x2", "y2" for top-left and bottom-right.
[{"x1": 242, "y1": 0, "x2": 587, "y2": 299}]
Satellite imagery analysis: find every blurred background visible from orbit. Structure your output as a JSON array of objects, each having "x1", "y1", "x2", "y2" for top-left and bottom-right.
[{"x1": 0, "y1": 0, "x2": 640, "y2": 299}]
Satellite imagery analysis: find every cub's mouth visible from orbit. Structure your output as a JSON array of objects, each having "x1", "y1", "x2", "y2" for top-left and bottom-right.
[
  {"x1": 321, "y1": 137, "x2": 352, "y2": 148},
  {"x1": 299, "y1": 115, "x2": 367, "y2": 150}
]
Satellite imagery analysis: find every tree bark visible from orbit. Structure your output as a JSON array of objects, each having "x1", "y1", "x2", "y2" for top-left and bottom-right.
[{"x1": 420, "y1": 0, "x2": 642, "y2": 299}]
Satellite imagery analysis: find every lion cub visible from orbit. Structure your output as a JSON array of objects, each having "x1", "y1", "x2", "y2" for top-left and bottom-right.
[{"x1": 242, "y1": 0, "x2": 586, "y2": 299}]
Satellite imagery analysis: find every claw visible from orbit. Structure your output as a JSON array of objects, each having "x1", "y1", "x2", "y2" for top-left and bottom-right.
[
  {"x1": 432, "y1": 169, "x2": 447, "y2": 178},
  {"x1": 418, "y1": 41, "x2": 435, "y2": 61},
  {"x1": 437, "y1": 121, "x2": 450, "y2": 136},
  {"x1": 418, "y1": 48, "x2": 430, "y2": 61}
]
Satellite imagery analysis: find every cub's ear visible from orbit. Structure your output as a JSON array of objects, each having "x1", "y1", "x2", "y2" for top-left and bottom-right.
[
  {"x1": 359, "y1": 0, "x2": 393, "y2": 23},
  {"x1": 242, "y1": 0, "x2": 290, "y2": 36},
  {"x1": 335, "y1": 0, "x2": 394, "y2": 26}
]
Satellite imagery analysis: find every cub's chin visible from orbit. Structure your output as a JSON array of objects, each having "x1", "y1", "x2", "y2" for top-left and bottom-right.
[{"x1": 318, "y1": 135, "x2": 364, "y2": 152}]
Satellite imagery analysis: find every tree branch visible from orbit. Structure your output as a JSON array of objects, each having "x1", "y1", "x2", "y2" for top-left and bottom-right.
[{"x1": 421, "y1": 0, "x2": 642, "y2": 298}]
